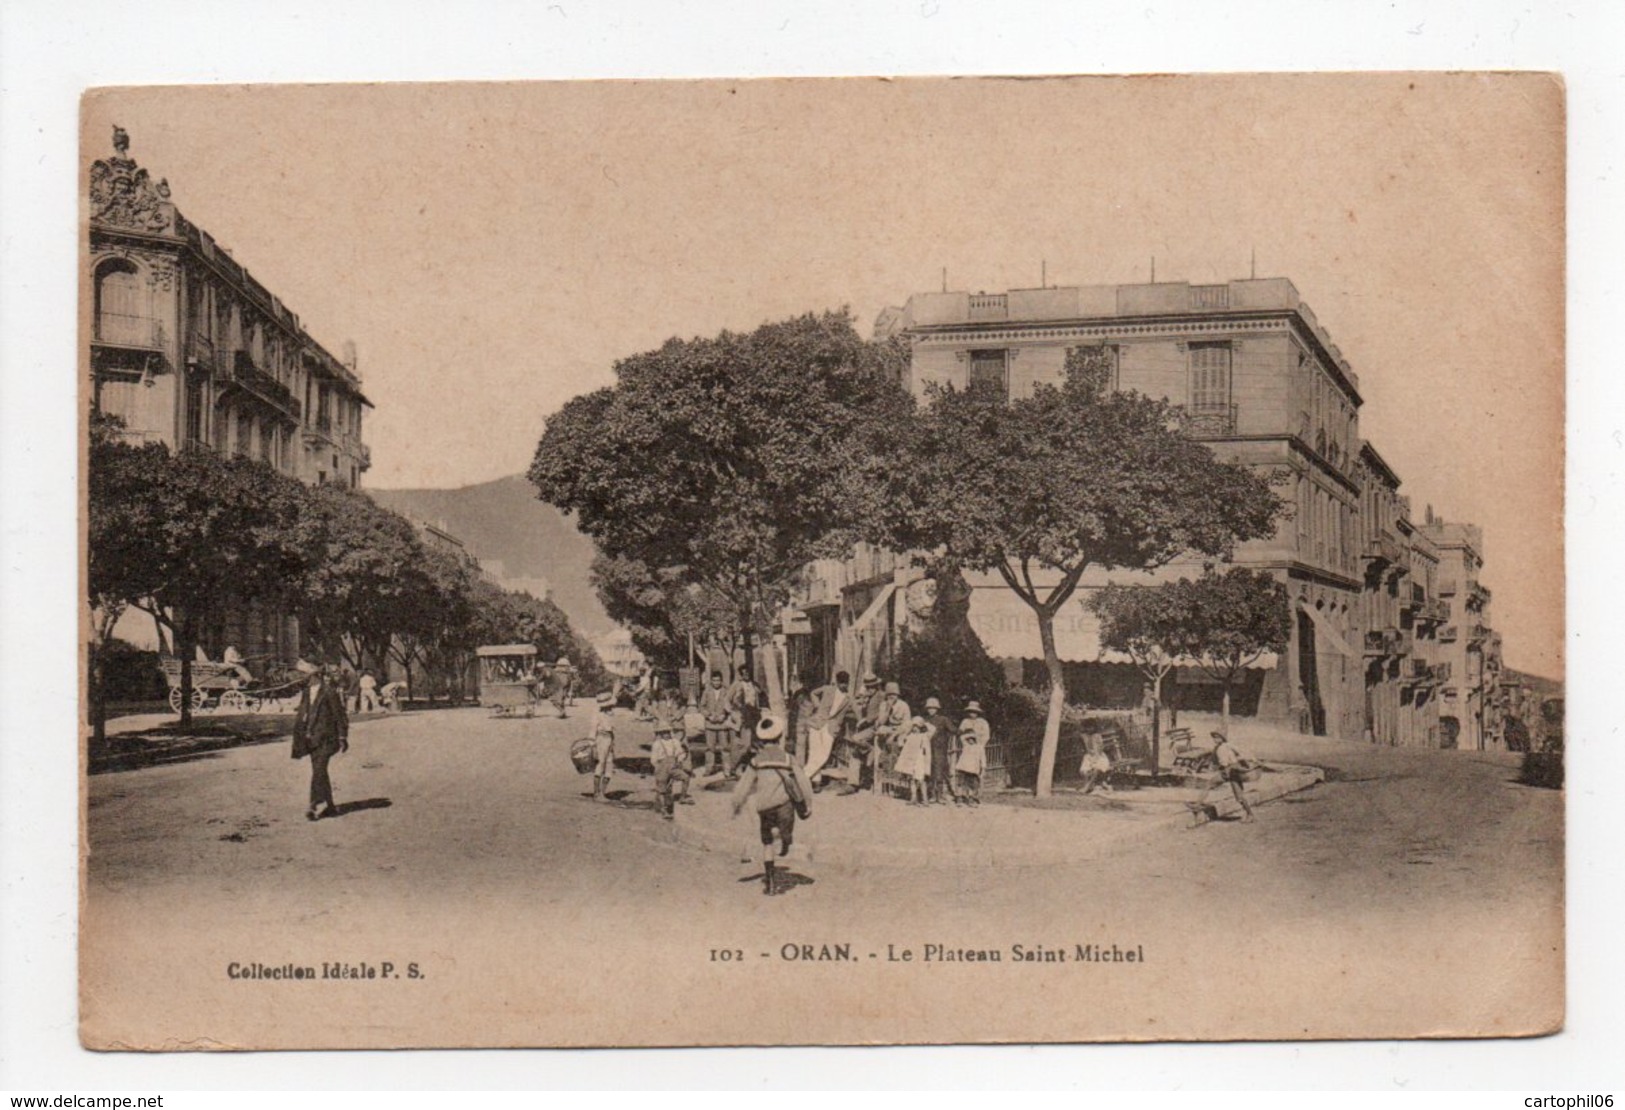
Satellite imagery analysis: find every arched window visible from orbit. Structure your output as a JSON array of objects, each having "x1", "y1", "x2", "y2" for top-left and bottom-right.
[{"x1": 94, "y1": 259, "x2": 150, "y2": 345}]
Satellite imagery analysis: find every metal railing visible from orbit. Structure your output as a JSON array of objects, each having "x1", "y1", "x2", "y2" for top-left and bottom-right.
[
  {"x1": 94, "y1": 313, "x2": 166, "y2": 350},
  {"x1": 1363, "y1": 534, "x2": 1404, "y2": 565},
  {"x1": 1183, "y1": 404, "x2": 1238, "y2": 437},
  {"x1": 1364, "y1": 628, "x2": 1404, "y2": 656},
  {"x1": 229, "y1": 350, "x2": 300, "y2": 418}
]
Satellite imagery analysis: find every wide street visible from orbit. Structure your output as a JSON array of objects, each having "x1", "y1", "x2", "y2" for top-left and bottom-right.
[{"x1": 83, "y1": 704, "x2": 1562, "y2": 1048}]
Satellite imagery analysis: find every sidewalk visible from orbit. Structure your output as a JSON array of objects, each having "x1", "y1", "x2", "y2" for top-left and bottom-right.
[{"x1": 649, "y1": 758, "x2": 1324, "y2": 868}]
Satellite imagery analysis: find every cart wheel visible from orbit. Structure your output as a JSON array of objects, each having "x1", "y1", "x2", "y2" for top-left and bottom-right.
[
  {"x1": 220, "y1": 689, "x2": 247, "y2": 713},
  {"x1": 169, "y1": 687, "x2": 184, "y2": 714},
  {"x1": 191, "y1": 687, "x2": 206, "y2": 712},
  {"x1": 242, "y1": 695, "x2": 262, "y2": 713}
]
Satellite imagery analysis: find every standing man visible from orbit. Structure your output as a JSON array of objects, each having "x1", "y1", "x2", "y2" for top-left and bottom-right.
[
  {"x1": 549, "y1": 657, "x2": 575, "y2": 719},
  {"x1": 291, "y1": 662, "x2": 349, "y2": 821},
  {"x1": 698, "y1": 671, "x2": 739, "y2": 776},
  {"x1": 787, "y1": 677, "x2": 815, "y2": 763},
  {"x1": 731, "y1": 715, "x2": 814, "y2": 897},
  {"x1": 870, "y1": 681, "x2": 911, "y2": 794},
  {"x1": 924, "y1": 696, "x2": 955, "y2": 804},
  {"x1": 357, "y1": 669, "x2": 378, "y2": 714},
  {"x1": 728, "y1": 667, "x2": 763, "y2": 773}
]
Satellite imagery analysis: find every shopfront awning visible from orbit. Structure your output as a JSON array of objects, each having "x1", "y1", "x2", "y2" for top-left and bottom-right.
[{"x1": 1298, "y1": 602, "x2": 1359, "y2": 658}]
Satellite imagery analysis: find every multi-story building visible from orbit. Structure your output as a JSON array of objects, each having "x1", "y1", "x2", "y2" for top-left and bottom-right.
[
  {"x1": 1355, "y1": 443, "x2": 1446, "y2": 747},
  {"x1": 787, "y1": 275, "x2": 1505, "y2": 746},
  {"x1": 88, "y1": 126, "x2": 373, "y2": 662},
  {"x1": 1416, "y1": 514, "x2": 1503, "y2": 750},
  {"x1": 893, "y1": 277, "x2": 1365, "y2": 737}
]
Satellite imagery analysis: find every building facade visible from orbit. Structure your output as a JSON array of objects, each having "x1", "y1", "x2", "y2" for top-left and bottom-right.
[
  {"x1": 1417, "y1": 517, "x2": 1507, "y2": 750},
  {"x1": 88, "y1": 126, "x2": 373, "y2": 663},
  {"x1": 786, "y1": 275, "x2": 1506, "y2": 747},
  {"x1": 1355, "y1": 443, "x2": 1448, "y2": 748}
]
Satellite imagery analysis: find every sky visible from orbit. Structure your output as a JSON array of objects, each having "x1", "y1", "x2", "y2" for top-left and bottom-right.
[{"x1": 82, "y1": 75, "x2": 1564, "y2": 675}]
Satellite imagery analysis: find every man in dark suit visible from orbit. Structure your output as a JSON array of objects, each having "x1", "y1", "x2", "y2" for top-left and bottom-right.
[{"x1": 291, "y1": 663, "x2": 349, "y2": 821}]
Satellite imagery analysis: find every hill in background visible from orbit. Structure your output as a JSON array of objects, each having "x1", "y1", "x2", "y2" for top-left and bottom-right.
[{"x1": 368, "y1": 475, "x2": 612, "y2": 638}]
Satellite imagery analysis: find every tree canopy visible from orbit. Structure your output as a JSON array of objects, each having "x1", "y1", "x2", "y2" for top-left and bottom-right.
[
  {"x1": 878, "y1": 359, "x2": 1284, "y2": 795},
  {"x1": 86, "y1": 435, "x2": 605, "y2": 726},
  {"x1": 530, "y1": 309, "x2": 913, "y2": 702}
]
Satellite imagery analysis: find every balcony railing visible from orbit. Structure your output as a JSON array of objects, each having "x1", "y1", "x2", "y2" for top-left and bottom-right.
[
  {"x1": 93, "y1": 312, "x2": 166, "y2": 350},
  {"x1": 1364, "y1": 628, "x2": 1404, "y2": 657},
  {"x1": 1466, "y1": 622, "x2": 1489, "y2": 644},
  {"x1": 1403, "y1": 658, "x2": 1452, "y2": 686},
  {"x1": 1190, "y1": 284, "x2": 1230, "y2": 310},
  {"x1": 1363, "y1": 534, "x2": 1404, "y2": 565},
  {"x1": 1184, "y1": 404, "x2": 1238, "y2": 438},
  {"x1": 1438, "y1": 578, "x2": 1459, "y2": 596},
  {"x1": 228, "y1": 350, "x2": 301, "y2": 420},
  {"x1": 968, "y1": 293, "x2": 1008, "y2": 321},
  {"x1": 1440, "y1": 625, "x2": 1458, "y2": 643}
]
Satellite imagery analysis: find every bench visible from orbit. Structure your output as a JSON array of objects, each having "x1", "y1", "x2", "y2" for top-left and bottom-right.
[{"x1": 1167, "y1": 727, "x2": 1218, "y2": 773}]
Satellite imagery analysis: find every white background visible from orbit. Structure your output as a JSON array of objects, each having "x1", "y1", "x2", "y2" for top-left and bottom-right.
[{"x1": 2, "y1": 0, "x2": 1620, "y2": 1093}]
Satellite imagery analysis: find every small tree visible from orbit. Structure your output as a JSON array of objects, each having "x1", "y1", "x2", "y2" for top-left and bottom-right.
[
  {"x1": 881, "y1": 360, "x2": 1282, "y2": 796},
  {"x1": 1171, "y1": 568, "x2": 1291, "y2": 733},
  {"x1": 1090, "y1": 579, "x2": 1195, "y2": 777}
]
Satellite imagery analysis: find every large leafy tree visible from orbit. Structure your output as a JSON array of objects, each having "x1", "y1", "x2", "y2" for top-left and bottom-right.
[
  {"x1": 530, "y1": 310, "x2": 911, "y2": 708},
  {"x1": 296, "y1": 485, "x2": 433, "y2": 673},
  {"x1": 881, "y1": 360, "x2": 1283, "y2": 796},
  {"x1": 387, "y1": 541, "x2": 479, "y2": 703},
  {"x1": 89, "y1": 441, "x2": 311, "y2": 727}
]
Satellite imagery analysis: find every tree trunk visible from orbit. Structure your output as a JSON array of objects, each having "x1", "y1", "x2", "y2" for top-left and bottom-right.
[
  {"x1": 90, "y1": 643, "x2": 107, "y2": 749},
  {"x1": 1221, "y1": 681, "x2": 1232, "y2": 735},
  {"x1": 1034, "y1": 609, "x2": 1066, "y2": 798},
  {"x1": 1149, "y1": 670, "x2": 1164, "y2": 780}
]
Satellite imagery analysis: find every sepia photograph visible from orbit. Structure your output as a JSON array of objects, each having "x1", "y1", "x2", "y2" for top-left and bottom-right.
[{"x1": 77, "y1": 73, "x2": 1564, "y2": 1050}]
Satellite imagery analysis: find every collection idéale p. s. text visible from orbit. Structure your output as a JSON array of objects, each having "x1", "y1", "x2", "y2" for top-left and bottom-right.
[{"x1": 710, "y1": 942, "x2": 1147, "y2": 965}]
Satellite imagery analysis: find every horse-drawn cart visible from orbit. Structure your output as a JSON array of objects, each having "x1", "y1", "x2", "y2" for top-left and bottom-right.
[{"x1": 159, "y1": 657, "x2": 306, "y2": 715}]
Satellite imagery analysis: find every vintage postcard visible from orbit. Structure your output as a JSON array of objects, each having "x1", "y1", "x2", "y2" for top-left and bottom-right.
[{"x1": 81, "y1": 74, "x2": 1564, "y2": 1049}]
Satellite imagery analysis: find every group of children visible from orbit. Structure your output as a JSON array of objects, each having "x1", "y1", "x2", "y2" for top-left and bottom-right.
[
  {"x1": 577, "y1": 673, "x2": 995, "y2": 816},
  {"x1": 878, "y1": 692, "x2": 989, "y2": 807}
]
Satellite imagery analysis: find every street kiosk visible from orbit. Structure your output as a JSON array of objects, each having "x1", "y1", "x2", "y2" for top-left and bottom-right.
[{"x1": 476, "y1": 643, "x2": 540, "y2": 717}]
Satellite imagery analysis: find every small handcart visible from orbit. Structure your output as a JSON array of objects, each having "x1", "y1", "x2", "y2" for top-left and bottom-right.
[{"x1": 477, "y1": 644, "x2": 541, "y2": 718}]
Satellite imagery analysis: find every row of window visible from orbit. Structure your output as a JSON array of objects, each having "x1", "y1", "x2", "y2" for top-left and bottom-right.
[
  {"x1": 965, "y1": 342, "x2": 1233, "y2": 411},
  {"x1": 95, "y1": 258, "x2": 365, "y2": 442},
  {"x1": 1296, "y1": 474, "x2": 1357, "y2": 576}
]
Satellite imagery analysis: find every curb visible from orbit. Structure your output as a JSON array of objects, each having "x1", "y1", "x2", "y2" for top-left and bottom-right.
[{"x1": 652, "y1": 764, "x2": 1325, "y2": 869}]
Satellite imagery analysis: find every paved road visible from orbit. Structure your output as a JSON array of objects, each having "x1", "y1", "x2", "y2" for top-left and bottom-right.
[{"x1": 82, "y1": 705, "x2": 1562, "y2": 1048}]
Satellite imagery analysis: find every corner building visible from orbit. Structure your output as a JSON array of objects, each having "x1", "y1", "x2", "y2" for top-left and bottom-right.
[
  {"x1": 87, "y1": 127, "x2": 373, "y2": 662},
  {"x1": 888, "y1": 277, "x2": 1365, "y2": 737}
]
